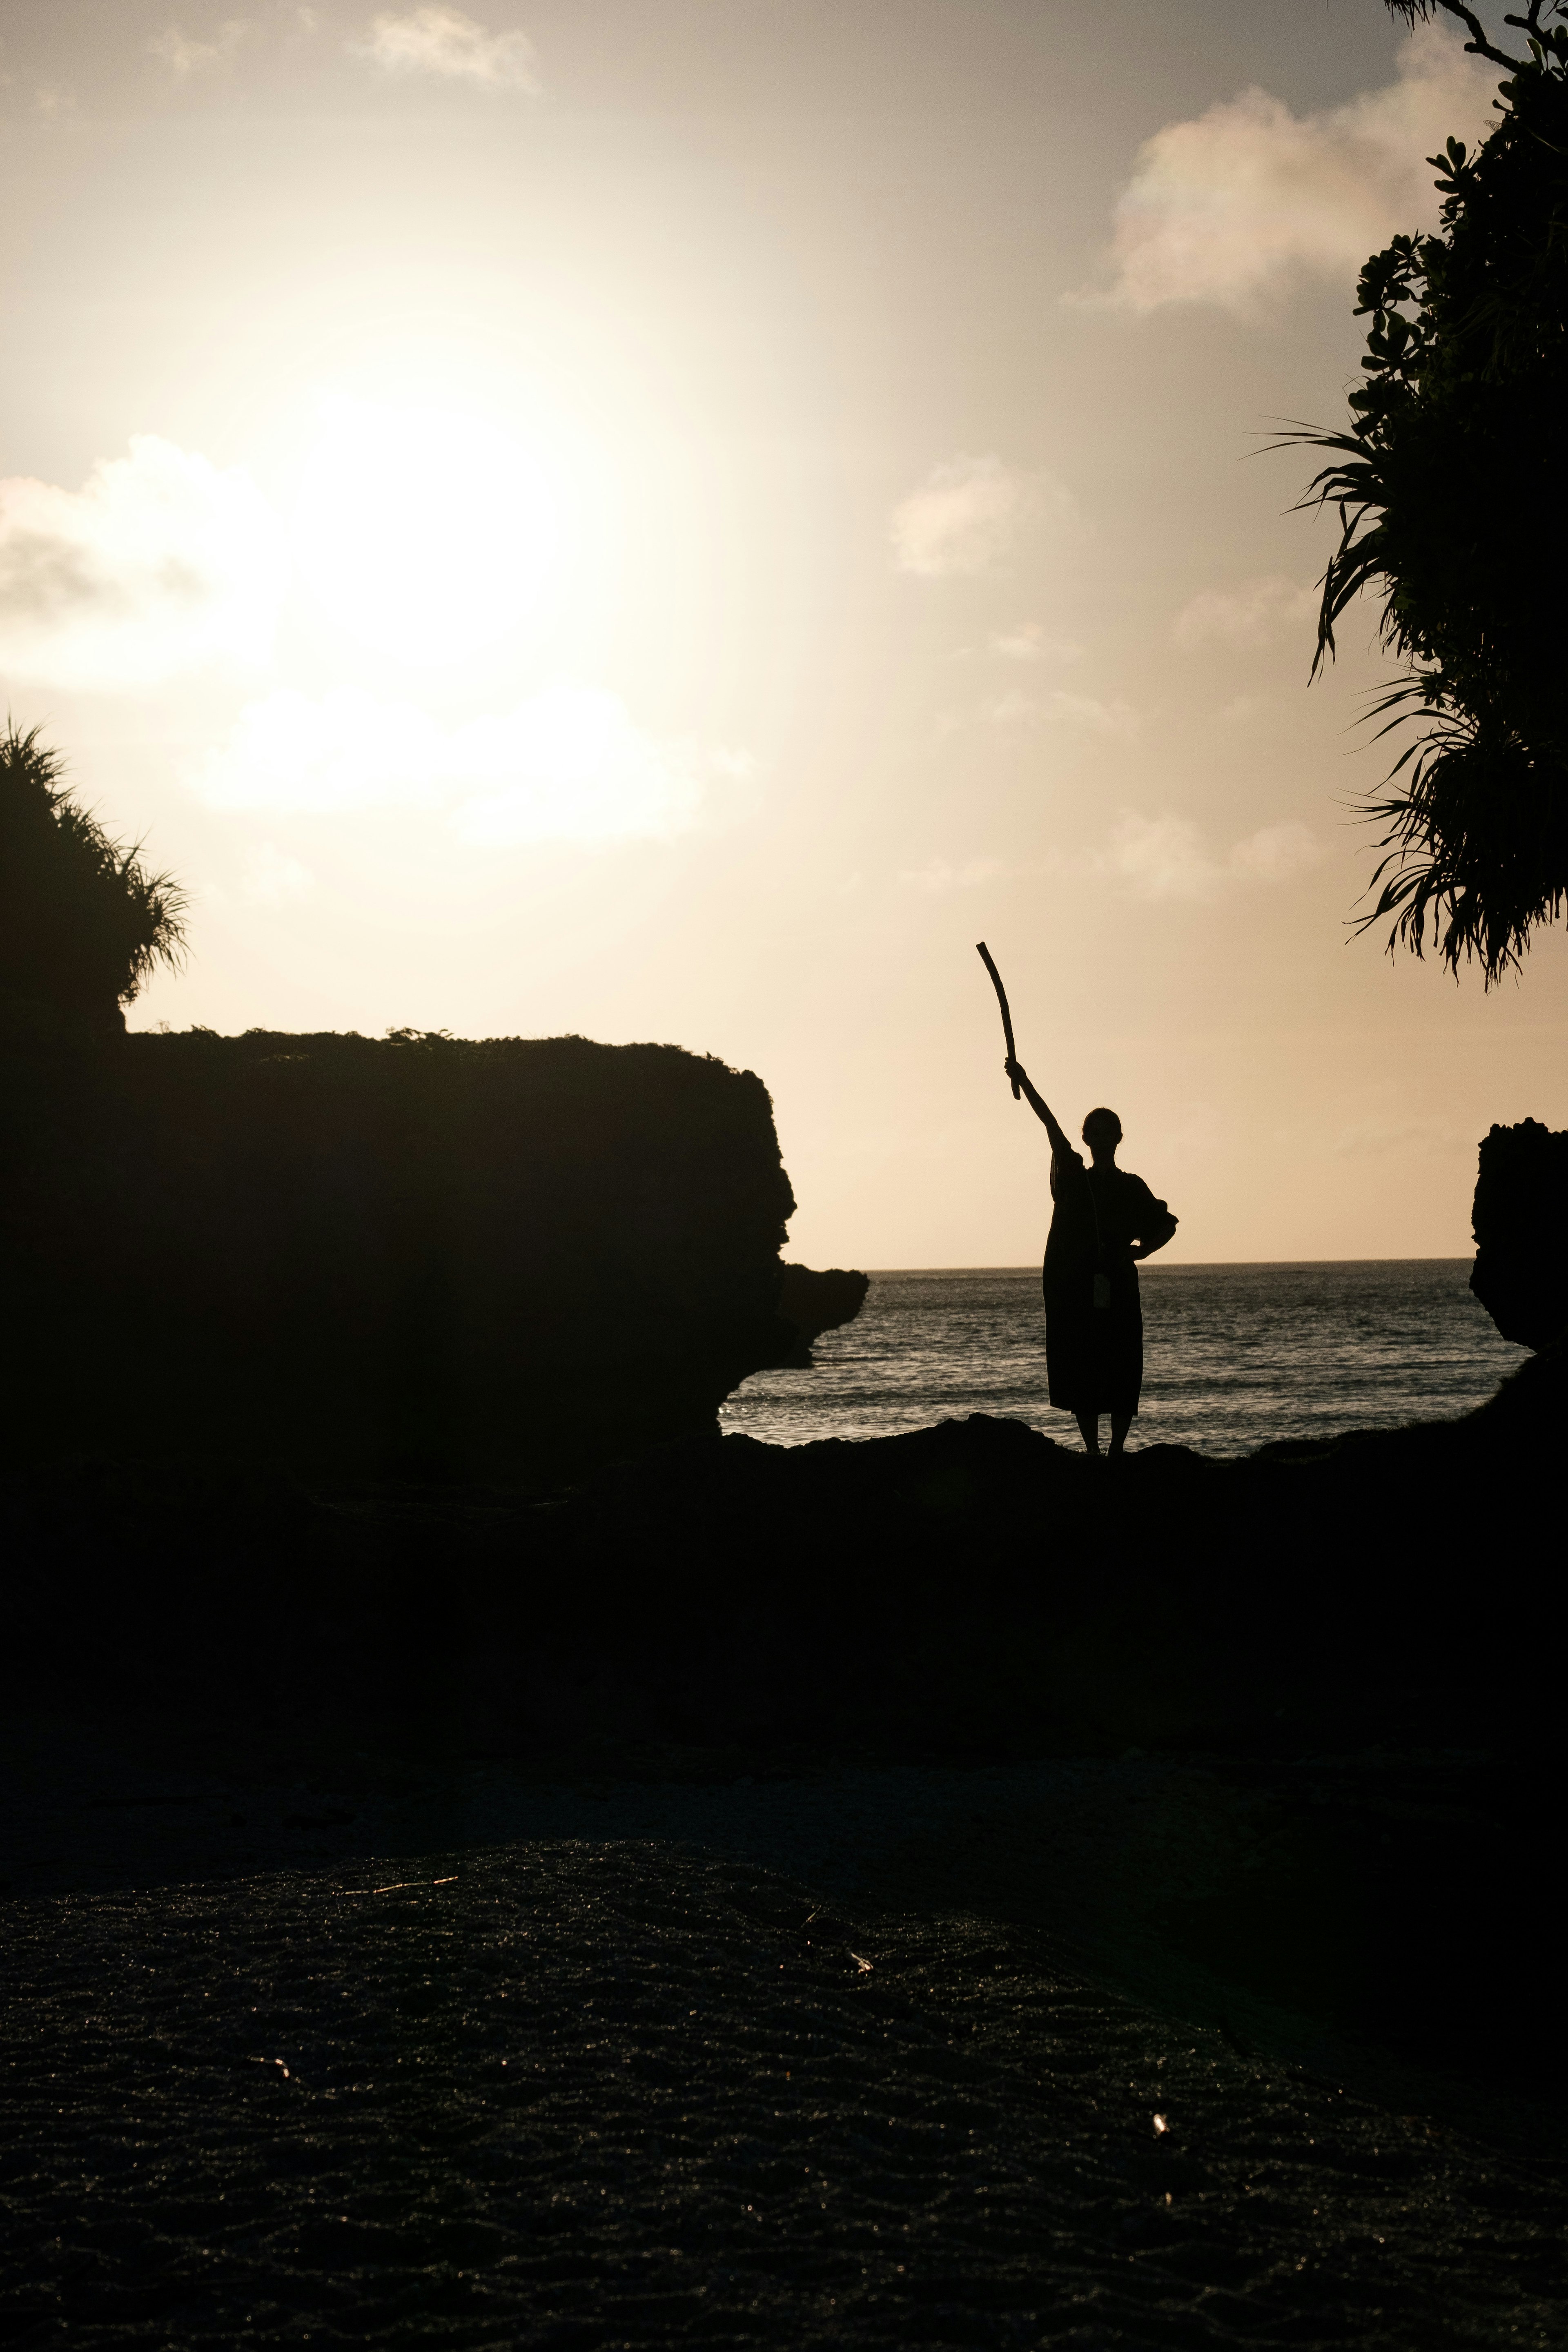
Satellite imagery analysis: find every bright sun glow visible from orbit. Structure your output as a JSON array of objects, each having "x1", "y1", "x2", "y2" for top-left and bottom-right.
[{"x1": 292, "y1": 396, "x2": 563, "y2": 665}]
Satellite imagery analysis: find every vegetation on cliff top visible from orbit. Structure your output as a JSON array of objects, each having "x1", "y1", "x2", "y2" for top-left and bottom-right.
[{"x1": 0, "y1": 723, "x2": 187, "y2": 1029}]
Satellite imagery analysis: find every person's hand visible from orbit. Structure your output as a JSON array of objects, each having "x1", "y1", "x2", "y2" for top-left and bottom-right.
[{"x1": 1004, "y1": 1056, "x2": 1027, "y2": 1087}]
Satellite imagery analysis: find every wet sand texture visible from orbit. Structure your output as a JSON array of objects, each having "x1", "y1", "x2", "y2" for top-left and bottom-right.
[{"x1": 4, "y1": 1843, "x2": 1564, "y2": 2350}]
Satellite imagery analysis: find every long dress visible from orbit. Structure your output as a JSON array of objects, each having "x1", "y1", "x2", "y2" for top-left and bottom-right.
[{"x1": 1042, "y1": 1150, "x2": 1177, "y2": 1416}]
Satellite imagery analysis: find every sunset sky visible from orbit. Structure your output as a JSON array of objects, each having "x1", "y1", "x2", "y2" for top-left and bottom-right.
[{"x1": 2, "y1": 0, "x2": 1563, "y2": 1267}]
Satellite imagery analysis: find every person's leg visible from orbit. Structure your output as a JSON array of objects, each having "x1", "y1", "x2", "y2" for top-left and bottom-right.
[
  {"x1": 1107, "y1": 1409, "x2": 1132, "y2": 1458},
  {"x1": 1075, "y1": 1409, "x2": 1101, "y2": 1455}
]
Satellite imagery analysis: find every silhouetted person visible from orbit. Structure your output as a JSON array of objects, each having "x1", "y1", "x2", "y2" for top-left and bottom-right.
[{"x1": 1004, "y1": 1059, "x2": 1177, "y2": 1458}]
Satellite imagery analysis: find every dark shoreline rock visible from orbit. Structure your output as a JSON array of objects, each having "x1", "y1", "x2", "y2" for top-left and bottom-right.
[
  {"x1": 773, "y1": 1263, "x2": 870, "y2": 1365},
  {"x1": 4, "y1": 1351, "x2": 1564, "y2": 2243},
  {"x1": 1470, "y1": 1115, "x2": 1568, "y2": 1349},
  {"x1": 0, "y1": 1025, "x2": 811, "y2": 1483},
  {"x1": 6, "y1": 1340, "x2": 1561, "y2": 1771}
]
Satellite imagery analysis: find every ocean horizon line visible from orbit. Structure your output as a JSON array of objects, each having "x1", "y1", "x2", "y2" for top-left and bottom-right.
[{"x1": 858, "y1": 1256, "x2": 1475, "y2": 1276}]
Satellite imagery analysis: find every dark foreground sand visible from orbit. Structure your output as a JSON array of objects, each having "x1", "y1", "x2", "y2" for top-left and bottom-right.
[
  {"x1": 4, "y1": 1365, "x2": 1565, "y2": 2346},
  {"x1": 4, "y1": 1837, "x2": 1564, "y2": 2350}
]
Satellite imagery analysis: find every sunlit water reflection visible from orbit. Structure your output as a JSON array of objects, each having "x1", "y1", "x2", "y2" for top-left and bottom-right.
[{"x1": 721, "y1": 1261, "x2": 1523, "y2": 1457}]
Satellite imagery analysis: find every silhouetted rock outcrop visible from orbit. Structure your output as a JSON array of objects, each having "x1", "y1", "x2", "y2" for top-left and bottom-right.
[
  {"x1": 1470, "y1": 1118, "x2": 1568, "y2": 1350},
  {"x1": 6, "y1": 1336, "x2": 1560, "y2": 1771},
  {"x1": 0, "y1": 1026, "x2": 808, "y2": 1479},
  {"x1": 773, "y1": 1263, "x2": 869, "y2": 1365}
]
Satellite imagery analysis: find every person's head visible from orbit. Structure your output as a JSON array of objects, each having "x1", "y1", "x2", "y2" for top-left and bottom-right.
[{"x1": 1082, "y1": 1107, "x2": 1122, "y2": 1156}]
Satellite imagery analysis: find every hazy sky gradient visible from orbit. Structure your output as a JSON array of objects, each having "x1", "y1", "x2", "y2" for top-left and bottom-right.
[{"x1": 2, "y1": 0, "x2": 1563, "y2": 1264}]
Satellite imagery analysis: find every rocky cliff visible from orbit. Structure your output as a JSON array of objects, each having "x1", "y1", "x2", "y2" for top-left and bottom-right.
[
  {"x1": 1470, "y1": 1118, "x2": 1568, "y2": 1350},
  {"x1": 0, "y1": 1025, "x2": 814, "y2": 1479},
  {"x1": 773, "y1": 1263, "x2": 871, "y2": 1366}
]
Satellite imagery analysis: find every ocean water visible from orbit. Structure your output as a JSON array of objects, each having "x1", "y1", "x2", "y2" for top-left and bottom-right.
[{"x1": 720, "y1": 1261, "x2": 1524, "y2": 1457}]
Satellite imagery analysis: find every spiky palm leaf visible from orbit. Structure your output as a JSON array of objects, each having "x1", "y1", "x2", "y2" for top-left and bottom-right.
[
  {"x1": 0, "y1": 723, "x2": 188, "y2": 1021},
  {"x1": 1279, "y1": 4, "x2": 1568, "y2": 982}
]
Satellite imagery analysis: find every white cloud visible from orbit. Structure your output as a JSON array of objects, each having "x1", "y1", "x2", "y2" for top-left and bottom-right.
[
  {"x1": 1105, "y1": 813, "x2": 1217, "y2": 902},
  {"x1": 989, "y1": 622, "x2": 1081, "y2": 663},
  {"x1": 243, "y1": 845, "x2": 317, "y2": 906},
  {"x1": 1216, "y1": 693, "x2": 1270, "y2": 726},
  {"x1": 1080, "y1": 24, "x2": 1496, "y2": 314},
  {"x1": 896, "y1": 816, "x2": 1321, "y2": 904},
  {"x1": 33, "y1": 85, "x2": 76, "y2": 120},
  {"x1": 0, "y1": 436, "x2": 287, "y2": 690},
  {"x1": 890, "y1": 454, "x2": 1074, "y2": 578},
  {"x1": 202, "y1": 690, "x2": 443, "y2": 814},
  {"x1": 966, "y1": 686, "x2": 1138, "y2": 736},
  {"x1": 1226, "y1": 818, "x2": 1323, "y2": 884},
  {"x1": 196, "y1": 683, "x2": 748, "y2": 846},
  {"x1": 1104, "y1": 812, "x2": 1324, "y2": 901},
  {"x1": 349, "y1": 6, "x2": 540, "y2": 88},
  {"x1": 1045, "y1": 689, "x2": 1138, "y2": 737},
  {"x1": 148, "y1": 21, "x2": 248, "y2": 77},
  {"x1": 899, "y1": 855, "x2": 1008, "y2": 893},
  {"x1": 1330, "y1": 1116, "x2": 1459, "y2": 1159},
  {"x1": 1174, "y1": 574, "x2": 1318, "y2": 650},
  {"x1": 982, "y1": 689, "x2": 1040, "y2": 728}
]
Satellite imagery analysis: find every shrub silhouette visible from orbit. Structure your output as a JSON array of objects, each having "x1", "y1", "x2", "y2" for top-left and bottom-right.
[{"x1": 0, "y1": 723, "x2": 187, "y2": 1029}]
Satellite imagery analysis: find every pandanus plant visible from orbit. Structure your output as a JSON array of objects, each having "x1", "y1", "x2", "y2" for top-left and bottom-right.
[
  {"x1": 0, "y1": 722, "x2": 187, "y2": 1030},
  {"x1": 1282, "y1": 0, "x2": 1568, "y2": 983}
]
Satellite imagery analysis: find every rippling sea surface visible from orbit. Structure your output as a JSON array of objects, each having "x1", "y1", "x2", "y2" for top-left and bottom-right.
[{"x1": 721, "y1": 1261, "x2": 1522, "y2": 1457}]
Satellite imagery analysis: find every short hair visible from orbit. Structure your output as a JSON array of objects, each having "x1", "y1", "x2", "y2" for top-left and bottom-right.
[{"x1": 1081, "y1": 1106, "x2": 1122, "y2": 1143}]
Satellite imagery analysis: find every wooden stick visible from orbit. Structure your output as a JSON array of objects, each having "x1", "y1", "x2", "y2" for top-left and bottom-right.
[{"x1": 976, "y1": 942, "x2": 1020, "y2": 1098}]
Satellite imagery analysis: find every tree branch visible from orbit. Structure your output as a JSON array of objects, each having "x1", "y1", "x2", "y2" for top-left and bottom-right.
[
  {"x1": 1388, "y1": 0, "x2": 1529, "y2": 69},
  {"x1": 1501, "y1": 2, "x2": 1556, "y2": 37}
]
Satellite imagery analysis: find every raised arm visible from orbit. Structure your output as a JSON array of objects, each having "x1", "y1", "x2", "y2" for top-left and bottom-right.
[{"x1": 1004, "y1": 1059, "x2": 1074, "y2": 1157}]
